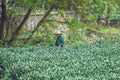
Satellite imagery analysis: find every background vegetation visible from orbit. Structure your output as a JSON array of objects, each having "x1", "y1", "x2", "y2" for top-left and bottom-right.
[{"x1": 0, "y1": 0, "x2": 120, "y2": 46}]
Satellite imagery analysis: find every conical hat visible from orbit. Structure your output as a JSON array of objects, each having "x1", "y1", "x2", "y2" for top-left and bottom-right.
[{"x1": 54, "y1": 30, "x2": 62, "y2": 35}]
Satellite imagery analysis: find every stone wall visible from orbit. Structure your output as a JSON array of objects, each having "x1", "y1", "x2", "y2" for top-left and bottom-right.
[{"x1": 25, "y1": 12, "x2": 80, "y2": 36}]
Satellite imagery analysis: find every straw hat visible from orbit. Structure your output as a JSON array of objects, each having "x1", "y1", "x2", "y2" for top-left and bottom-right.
[{"x1": 54, "y1": 30, "x2": 62, "y2": 35}]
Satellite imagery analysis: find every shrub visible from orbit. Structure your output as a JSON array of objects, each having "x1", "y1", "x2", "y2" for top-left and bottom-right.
[{"x1": 0, "y1": 36, "x2": 120, "y2": 80}]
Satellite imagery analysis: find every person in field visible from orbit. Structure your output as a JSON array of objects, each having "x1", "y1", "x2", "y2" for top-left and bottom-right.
[{"x1": 54, "y1": 31, "x2": 64, "y2": 47}]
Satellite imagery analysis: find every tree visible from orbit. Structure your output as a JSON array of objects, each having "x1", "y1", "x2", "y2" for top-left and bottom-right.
[
  {"x1": 8, "y1": 5, "x2": 35, "y2": 44},
  {"x1": 0, "y1": 0, "x2": 6, "y2": 39},
  {"x1": 0, "y1": 0, "x2": 120, "y2": 46},
  {"x1": 24, "y1": 0, "x2": 59, "y2": 44}
]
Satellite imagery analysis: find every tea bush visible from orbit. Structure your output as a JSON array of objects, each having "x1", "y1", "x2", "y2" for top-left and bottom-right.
[{"x1": 0, "y1": 37, "x2": 120, "y2": 80}]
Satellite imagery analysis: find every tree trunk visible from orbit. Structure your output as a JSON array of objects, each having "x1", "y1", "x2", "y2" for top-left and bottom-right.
[
  {"x1": 80, "y1": 15, "x2": 84, "y2": 22},
  {"x1": 97, "y1": 16, "x2": 102, "y2": 24},
  {"x1": 8, "y1": 6, "x2": 34, "y2": 44},
  {"x1": 106, "y1": 5, "x2": 110, "y2": 26},
  {"x1": 24, "y1": 0, "x2": 59, "y2": 44},
  {"x1": 0, "y1": 0, "x2": 6, "y2": 39},
  {"x1": 5, "y1": 0, "x2": 15, "y2": 38}
]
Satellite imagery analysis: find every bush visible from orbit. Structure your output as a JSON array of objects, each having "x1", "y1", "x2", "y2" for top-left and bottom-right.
[
  {"x1": 0, "y1": 37, "x2": 120, "y2": 79},
  {"x1": 0, "y1": 39, "x2": 5, "y2": 47}
]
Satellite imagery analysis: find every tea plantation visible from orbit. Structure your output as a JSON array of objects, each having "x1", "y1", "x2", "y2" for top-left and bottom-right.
[{"x1": 0, "y1": 37, "x2": 120, "y2": 80}]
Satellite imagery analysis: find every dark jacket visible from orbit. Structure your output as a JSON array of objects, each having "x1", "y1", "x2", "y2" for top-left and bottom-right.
[{"x1": 55, "y1": 36, "x2": 64, "y2": 47}]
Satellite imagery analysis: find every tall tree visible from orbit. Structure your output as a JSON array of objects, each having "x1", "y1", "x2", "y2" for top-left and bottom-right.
[
  {"x1": 0, "y1": 0, "x2": 6, "y2": 39},
  {"x1": 24, "y1": 0, "x2": 59, "y2": 43},
  {"x1": 7, "y1": 5, "x2": 35, "y2": 44},
  {"x1": 5, "y1": 0, "x2": 15, "y2": 38}
]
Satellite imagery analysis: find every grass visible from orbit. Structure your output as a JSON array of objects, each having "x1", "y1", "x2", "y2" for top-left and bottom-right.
[
  {"x1": 100, "y1": 27, "x2": 119, "y2": 34},
  {"x1": 0, "y1": 36, "x2": 120, "y2": 80}
]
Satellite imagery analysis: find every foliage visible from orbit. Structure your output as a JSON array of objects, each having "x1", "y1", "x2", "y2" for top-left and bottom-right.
[
  {"x1": 101, "y1": 28, "x2": 119, "y2": 34},
  {"x1": 0, "y1": 37, "x2": 120, "y2": 79},
  {"x1": 0, "y1": 38, "x2": 5, "y2": 47},
  {"x1": 32, "y1": 24, "x2": 55, "y2": 46},
  {"x1": 0, "y1": 0, "x2": 120, "y2": 46},
  {"x1": 67, "y1": 28, "x2": 85, "y2": 44}
]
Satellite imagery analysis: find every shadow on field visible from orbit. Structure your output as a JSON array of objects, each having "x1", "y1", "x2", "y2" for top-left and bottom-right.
[{"x1": 0, "y1": 57, "x2": 6, "y2": 79}]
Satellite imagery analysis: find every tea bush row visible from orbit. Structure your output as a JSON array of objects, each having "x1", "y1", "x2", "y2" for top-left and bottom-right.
[{"x1": 0, "y1": 37, "x2": 120, "y2": 80}]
